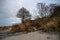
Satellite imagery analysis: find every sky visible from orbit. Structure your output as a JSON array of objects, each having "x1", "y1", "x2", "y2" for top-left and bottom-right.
[{"x1": 0, "y1": 0, "x2": 60, "y2": 26}]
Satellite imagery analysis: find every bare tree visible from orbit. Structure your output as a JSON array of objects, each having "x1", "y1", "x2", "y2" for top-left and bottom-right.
[
  {"x1": 37, "y1": 3, "x2": 56, "y2": 18},
  {"x1": 37, "y1": 3, "x2": 46, "y2": 18},
  {"x1": 16, "y1": 7, "x2": 31, "y2": 23}
]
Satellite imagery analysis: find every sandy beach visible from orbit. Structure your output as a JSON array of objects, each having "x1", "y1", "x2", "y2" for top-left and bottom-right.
[{"x1": 1, "y1": 31, "x2": 60, "y2": 40}]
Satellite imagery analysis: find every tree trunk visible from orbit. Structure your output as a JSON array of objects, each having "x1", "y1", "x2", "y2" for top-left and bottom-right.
[
  {"x1": 22, "y1": 15, "x2": 24, "y2": 23},
  {"x1": 22, "y1": 19, "x2": 24, "y2": 23}
]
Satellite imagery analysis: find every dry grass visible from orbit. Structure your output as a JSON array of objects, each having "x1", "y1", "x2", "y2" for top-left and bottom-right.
[{"x1": 8, "y1": 16, "x2": 60, "y2": 33}]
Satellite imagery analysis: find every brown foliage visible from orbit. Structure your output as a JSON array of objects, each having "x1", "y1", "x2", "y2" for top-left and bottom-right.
[
  {"x1": 9, "y1": 24, "x2": 20, "y2": 33},
  {"x1": 9, "y1": 23, "x2": 35, "y2": 33}
]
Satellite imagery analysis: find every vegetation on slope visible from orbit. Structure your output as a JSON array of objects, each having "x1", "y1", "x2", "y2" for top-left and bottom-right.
[{"x1": 0, "y1": 4, "x2": 60, "y2": 33}]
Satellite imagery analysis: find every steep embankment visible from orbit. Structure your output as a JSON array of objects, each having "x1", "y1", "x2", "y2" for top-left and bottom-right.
[{"x1": 4, "y1": 5, "x2": 60, "y2": 33}]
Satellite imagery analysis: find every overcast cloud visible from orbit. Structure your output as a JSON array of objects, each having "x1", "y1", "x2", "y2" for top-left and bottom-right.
[{"x1": 0, "y1": 0, "x2": 60, "y2": 26}]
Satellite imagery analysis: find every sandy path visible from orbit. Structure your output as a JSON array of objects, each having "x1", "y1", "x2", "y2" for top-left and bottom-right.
[{"x1": 2, "y1": 31, "x2": 60, "y2": 40}]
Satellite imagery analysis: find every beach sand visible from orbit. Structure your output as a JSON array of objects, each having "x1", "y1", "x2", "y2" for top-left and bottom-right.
[{"x1": 2, "y1": 31, "x2": 60, "y2": 40}]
